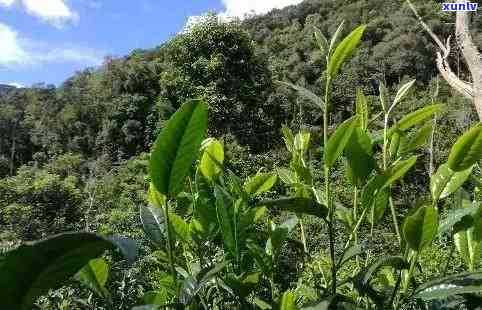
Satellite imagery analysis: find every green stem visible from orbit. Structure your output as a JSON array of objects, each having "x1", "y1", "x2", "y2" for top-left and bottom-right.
[
  {"x1": 353, "y1": 187, "x2": 360, "y2": 268},
  {"x1": 343, "y1": 207, "x2": 368, "y2": 250},
  {"x1": 383, "y1": 114, "x2": 402, "y2": 246},
  {"x1": 402, "y1": 251, "x2": 419, "y2": 296},
  {"x1": 388, "y1": 196, "x2": 402, "y2": 245},
  {"x1": 324, "y1": 77, "x2": 337, "y2": 296},
  {"x1": 164, "y1": 200, "x2": 177, "y2": 284},
  {"x1": 299, "y1": 217, "x2": 308, "y2": 254},
  {"x1": 391, "y1": 247, "x2": 410, "y2": 309}
]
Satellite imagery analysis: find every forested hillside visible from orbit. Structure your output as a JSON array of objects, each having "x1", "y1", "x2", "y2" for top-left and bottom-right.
[
  {"x1": 1, "y1": 0, "x2": 482, "y2": 309},
  {"x1": 1, "y1": 0, "x2": 479, "y2": 171}
]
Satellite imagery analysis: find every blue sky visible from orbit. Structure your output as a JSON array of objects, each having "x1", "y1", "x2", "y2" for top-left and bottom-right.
[{"x1": 0, "y1": 0, "x2": 302, "y2": 87}]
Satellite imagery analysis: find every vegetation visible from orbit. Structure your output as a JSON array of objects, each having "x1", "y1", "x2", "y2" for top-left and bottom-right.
[{"x1": 1, "y1": 1, "x2": 482, "y2": 309}]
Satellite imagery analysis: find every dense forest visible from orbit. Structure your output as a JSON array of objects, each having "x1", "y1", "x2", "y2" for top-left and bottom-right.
[{"x1": 1, "y1": 0, "x2": 482, "y2": 309}]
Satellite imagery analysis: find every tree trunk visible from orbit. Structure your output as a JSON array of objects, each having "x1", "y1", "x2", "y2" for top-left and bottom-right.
[
  {"x1": 406, "y1": 0, "x2": 482, "y2": 121},
  {"x1": 456, "y1": 0, "x2": 482, "y2": 119}
]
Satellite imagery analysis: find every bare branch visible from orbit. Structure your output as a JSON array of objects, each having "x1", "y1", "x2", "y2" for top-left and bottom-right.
[
  {"x1": 405, "y1": 0, "x2": 448, "y2": 54},
  {"x1": 406, "y1": 0, "x2": 482, "y2": 120}
]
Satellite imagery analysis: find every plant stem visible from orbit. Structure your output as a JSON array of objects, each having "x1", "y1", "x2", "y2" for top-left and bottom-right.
[
  {"x1": 402, "y1": 251, "x2": 419, "y2": 296},
  {"x1": 391, "y1": 247, "x2": 409, "y2": 309},
  {"x1": 324, "y1": 77, "x2": 337, "y2": 296},
  {"x1": 343, "y1": 207, "x2": 368, "y2": 250},
  {"x1": 383, "y1": 114, "x2": 402, "y2": 246},
  {"x1": 164, "y1": 200, "x2": 177, "y2": 284},
  {"x1": 299, "y1": 217, "x2": 308, "y2": 254},
  {"x1": 353, "y1": 187, "x2": 360, "y2": 268}
]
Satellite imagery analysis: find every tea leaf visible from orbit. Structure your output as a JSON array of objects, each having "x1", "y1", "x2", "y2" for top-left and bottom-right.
[
  {"x1": 397, "y1": 103, "x2": 444, "y2": 131},
  {"x1": 140, "y1": 205, "x2": 166, "y2": 248},
  {"x1": 393, "y1": 79, "x2": 416, "y2": 106},
  {"x1": 430, "y1": 164, "x2": 473, "y2": 202},
  {"x1": 280, "y1": 290, "x2": 296, "y2": 310},
  {"x1": 403, "y1": 206, "x2": 438, "y2": 252},
  {"x1": 150, "y1": 99, "x2": 208, "y2": 197},
  {"x1": 200, "y1": 138, "x2": 224, "y2": 182},
  {"x1": 257, "y1": 197, "x2": 328, "y2": 219},
  {"x1": 327, "y1": 24, "x2": 366, "y2": 79},
  {"x1": 244, "y1": 172, "x2": 277, "y2": 196},
  {"x1": 313, "y1": 27, "x2": 329, "y2": 56},
  {"x1": 325, "y1": 115, "x2": 359, "y2": 168},
  {"x1": 356, "y1": 88, "x2": 368, "y2": 131},
  {"x1": 0, "y1": 232, "x2": 133, "y2": 310},
  {"x1": 448, "y1": 123, "x2": 482, "y2": 171},
  {"x1": 414, "y1": 271, "x2": 482, "y2": 300},
  {"x1": 75, "y1": 258, "x2": 110, "y2": 302}
]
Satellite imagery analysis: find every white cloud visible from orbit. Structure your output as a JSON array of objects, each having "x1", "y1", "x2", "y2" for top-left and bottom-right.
[
  {"x1": 0, "y1": 0, "x2": 15, "y2": 7},
  {"x1": 221, "y1": 0, "x2": 303, "y2": 18},
  {"x1": 0, "y1": 22, "x2": 103, "y2": 68},
  {"x1": 184, "y1": 0, "x2": 302, "y2": 31},
  {"x1": 2, "y1": 82, "x2": 24, "y2": 88},
  {"x1": 0, "y1": 0, "x2": 78, "y2": 27},
  {"x1": 22, "y1": 0, "x2": 78, "y2": 27},
  {"x1": 0, "y1": 23, "x2": 32, "y2": 66}
]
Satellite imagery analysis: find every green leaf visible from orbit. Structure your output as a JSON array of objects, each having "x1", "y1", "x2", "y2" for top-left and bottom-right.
[
  {"x1": 149, "y1": 99, "x2": 208, "y2": 198},
  {"x1": 257, "y1": 198, "x2": 328, "y2": 219},
  {"x1": 200, "y1": 138, "x2": 224, "y2": 182},
  {"x1": 414, "y1": 271, "x2": 482, "y2": 300},
  {"x1": 247, "y1": 242, "x2": 273, "y2": 277},
  {"x1": 0, "y1": 232, "x2": 131, "y2": 310},
  {"x1": 313, "y1": 27, "x2": 329, "y2": 55},
  {"x1": 280, "y1": 290, "x2": 296, "y2": 310},
  {"x1": 448, "y1": 123, "x2": 482, "y2": 171},
  {"x1": 281, "y1": 125, "x2": 295, "y2": 153},
  {"x1": 325, "y1": 115, "x2": 359, "y2": 168},
  {"x1": 397, "y1": 104, "x2": 443, "y2": 131},
  {"x1": 252, "y1": 297, "x2": 273, "y2": 309},
  {"x1": 388, "y1": 130, "x2": 402, "y2": 161},
  {"x1": 244, "y1": 172, "x2": 277, "y2": 196},
  {"x1": 369, "y1": 188, "x2": 390, "y2": 225},
  {"x1": 278, "y1": 81, "x2": 324, "y2": 111},
  {"x1": 430, "y1": 164, "x2": 473, "y2": 202},
  {"x1": 453, "y1": 196, "x2": 482, "y2": 270},
  {"x1": 354, "y1": 256, "x2": 409, "y2": 290},
  {"x1": 327, "y1": 24, "x2": 366, "y2": 80},
  {"x1": 75, "y1": 258, "x2": 110, "y2": 301},
  {"x1": 214, "y1": 186, "x2": 237, "y2": 258},
  {"x1": 142, "y1": 289, "x2": 169, "y2": 305},
  {"x1": 267, "y1": 217, "x2": 298, "y2": 257},
  {"x1": 393, "y1": 79, "x2": 416, "y2": 106},
  {"x1": 140, "y1": 205, "x2": 165, "y2": 248},
  {"x1": 360, "y1": 174, "x2": 388, "y2": 212},
  {"x1": 277, "y1": 168, "x2": 299, "y2": 185},
  {"x1": 338, "y1": 243, "x2": 365, "y2": 268},
  {"x1": 398, "y1": 123, "x2": 433, "y2": 156},
  {"x1": 329, "y1": 21, "x2": 345, "y2": 54},
  {"x1": 382, "y1": 156, "x2": 418, "y2": 188},
  {"x1": 345, "y1": 128, "x2": 376, "y2": 186},
  {"x1": 356, "y1": 88, "x2": 369, "y2": 131},
  {"x1": 353, "y1": 256, "x2": 409, "y2": 306},
  {"x1": 179, "y1": 262, "x2": 228, "y2": 306},
  {"x1": 224, "y1": 272, "x2": 260, "y2": 298},
  {"x1": 294, "y1": 129, "x2": 311, "y2": 154},
  {"x1": 169, "y1": 211, "x2": 191, "y2": 245},
  {"x1": 378, "y1": 81, "x2": 389, "y2": 113},
  {"x1": 438, "y1": 203, "x2": 479, "y2": 236},
  {"x1": 403, "y1": 206, "x2": 439, "y2": 252}
]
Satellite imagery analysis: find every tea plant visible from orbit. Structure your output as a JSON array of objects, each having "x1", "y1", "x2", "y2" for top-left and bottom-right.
[{"x1": 0, "y1": 23, "x2": 481, "y2": 310}]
